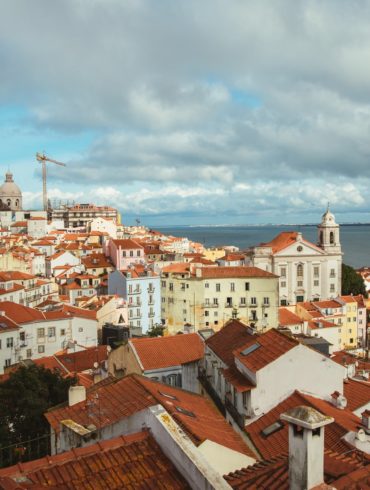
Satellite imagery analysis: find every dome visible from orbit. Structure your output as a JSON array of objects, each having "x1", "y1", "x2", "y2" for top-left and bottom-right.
[
  {"x1": 0, "y1": 172, "x2": 22, "y2": 198},
  {"x1": 321, "y1": 205, "x2": 336, "y2": 225}
]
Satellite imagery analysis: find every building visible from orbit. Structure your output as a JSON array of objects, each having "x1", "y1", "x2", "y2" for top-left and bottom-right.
[
  {"x1": 0, "y1": 301, "x2": 98, "y2": 373},
  {"x1": 248, "y1": 208, "x2": 342, "y2": 305},
  {"x1": 0, "y1": 171, "x2": 22, "y2": 211},
  {"x1": 161, "y1": 265, "x2": 279, "y2": 334},
  {"x1": 105, "y1": 238, "x2": 145, "y2": 270},
  {"x1": 108, "y1": 333, "x2": 204, "y2": 392},
  {"x1": 108, "y1": 265, "x2": 160, "y2": 333},
  {"x1": 49, "y1": 203, "x2": 118, "y2": 228}
]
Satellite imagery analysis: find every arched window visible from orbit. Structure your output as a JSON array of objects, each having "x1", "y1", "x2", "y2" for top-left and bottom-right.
[
  {"x1": 320, "y1": 231, "x2": 323, "y2": 244},
  {"x1": 15, "y1": 199, "x2": 19, "y2": 208},
  {"x1": 330, "y1": 231, "x2": 334, "y2": 244},
  {"x1": 297, "y1": 264, "x2": 303, "y2": 277},
  {"x1": 6, "y1": 199, "x2": 11, "y2": 207}
]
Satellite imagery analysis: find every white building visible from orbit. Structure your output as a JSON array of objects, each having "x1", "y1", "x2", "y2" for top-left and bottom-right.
[
  {"x1": 248, "y1": 208, "x2": 342, "y2": 305},
  {"x1": 0, "y1": 301, "x2": 98, "y2": 374}
]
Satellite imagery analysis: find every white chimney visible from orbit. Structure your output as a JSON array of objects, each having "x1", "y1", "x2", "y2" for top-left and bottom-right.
[
  {"x1": 330, "y1": 391, "x2": 347, "y2": 409},
  {"x1": 280, "y1": 406, "x2": 334, "y2": 490},
  {"x1": 68, "y1": 385, "x2": 86, "y2": 406}
]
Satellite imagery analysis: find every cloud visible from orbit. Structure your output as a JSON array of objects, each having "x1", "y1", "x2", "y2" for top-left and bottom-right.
[{"x1": 2, "y1": 1, "x2": 370, "y2": 222}]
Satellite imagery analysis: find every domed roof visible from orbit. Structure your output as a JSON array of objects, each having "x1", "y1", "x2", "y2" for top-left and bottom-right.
[
  {"x1": 0, "y1": 172, "x2": 22, "y2": 198},
  {"x1": 321, "y1": 204, "x2": 336, "y2": 225}
]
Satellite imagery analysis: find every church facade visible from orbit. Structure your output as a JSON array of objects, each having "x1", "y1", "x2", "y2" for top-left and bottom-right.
[
  {"x1": 0, "y1": 171, "x2": 22, "y2": 211},
  {"x1": 248, "y1": 209, "x2": 342, "y2": 305}
]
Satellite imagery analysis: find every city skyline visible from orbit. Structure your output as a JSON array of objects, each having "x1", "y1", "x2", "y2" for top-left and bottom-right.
[{"x1": 1, "y1": 1, "x2": 370, "y2": 225}]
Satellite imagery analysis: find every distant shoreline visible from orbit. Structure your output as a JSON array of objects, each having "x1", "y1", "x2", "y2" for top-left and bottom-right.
[{"x1": 152, "y1": 222, "x2": 370, "y2": 229}]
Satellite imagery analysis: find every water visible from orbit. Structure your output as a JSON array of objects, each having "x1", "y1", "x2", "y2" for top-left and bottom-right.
[{"x1": 154, "y1": 224, "x2": 370, "y2": 269}]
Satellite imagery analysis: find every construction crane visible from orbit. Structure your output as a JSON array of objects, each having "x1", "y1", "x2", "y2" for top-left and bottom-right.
[{"x1": 36, "y1": 152, "x2": 66, "y2": 211}]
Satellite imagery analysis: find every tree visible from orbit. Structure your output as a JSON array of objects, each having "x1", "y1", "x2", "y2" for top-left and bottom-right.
[
  {"x1": 341, "y1": 264, "x2": 367, "y2": 296},
  {"x1": 0, "y1": 365, "x2": 76, "y2": 465},
  {"x1": 147, "y1": 323, "x2": 165, "y2": 337}
]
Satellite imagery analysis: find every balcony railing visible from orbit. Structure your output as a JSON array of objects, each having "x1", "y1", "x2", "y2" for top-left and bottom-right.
[
  {"x1": 225, "y1": 303, "x2": 233, "y2": 308},
  {"x1": 148, "y1": 312, "x2": 155, "y2": 318},
  {"x1": 128, "y1": 289, "x2": 141, "y2": 295},
  {"x1": 225, "y1": 396, "x2": 246, "y2": 430}
]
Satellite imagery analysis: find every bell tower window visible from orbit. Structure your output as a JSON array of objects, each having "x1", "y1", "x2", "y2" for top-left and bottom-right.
[{"x1": 330, "y1": 231, "x2": 334, "y2": 244}]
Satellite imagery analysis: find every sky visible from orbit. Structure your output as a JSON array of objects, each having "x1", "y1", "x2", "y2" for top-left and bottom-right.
[{"x1": 1, "y1": 0, "x2": 370, "y2": 225}]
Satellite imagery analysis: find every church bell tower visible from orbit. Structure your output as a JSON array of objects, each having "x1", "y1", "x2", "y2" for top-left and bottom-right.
[{"x1": 318, "y1": 205, "x2": 341, "y2": 254}]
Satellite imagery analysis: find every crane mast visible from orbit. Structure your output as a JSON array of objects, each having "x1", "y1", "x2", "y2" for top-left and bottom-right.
[{"x1": 36, "y1": 152, "x2": 66, "y2": 211}]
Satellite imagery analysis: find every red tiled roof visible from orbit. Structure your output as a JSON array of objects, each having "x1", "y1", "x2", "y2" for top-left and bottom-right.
[
  {"x1": 130, "y1": 333, "x2": 204, "y2": 370},
  {"x1": 112, "y1": 238, "x2": 144, "y2": 249},
  {"x1": 45, "y1": 374, "x2": 255, "y2": 458},
  {"x1": 162, "y1": 263, "x2": 191, "y2": 273},
  {"x1": 259, "y1": 231, "x2": 323, "y2": 254},
  {"x1": 313, "y1": 300, "x2": 343, "y2": 309},
  {"x1": 134, "y1": 376, "x2": 255, "y2": 457},
  {"x1": 222, "y1": 365, "x2": 255, "y2": 393},
  {"x1": 82, "y1": 253, "x2": 112, "y2": 269},
  {"x1": 245, "y1": 391, "x2": 359, "y2": 460},
  {"x1": 331, "y1": 351, "x2": 357, "y2": 366},
  {"x1": 279, "y1": 308, "x2": 303, "y2": 326},
  {"x1": 0, "y1": 431, "x2": 189, "y2": 489},
  {"x1": 205, "y1": 320, "x2": 255, "y2": 366},
  {"x1": 0, "y1": 301, "x2": 44, "y2": 324},
  {"x1": 56, "y1": 346, "x2": 108, "y2": 373},
  {"x1": 234, "y1": 329, "x2": 298, "y2": 373},
  {"x1": 224, "y1": 450, "x2": 367, "y2": 489},
  {"x1": 343, "y1": 378, "x2": 370, "y2": 412},
  {"x1": 200, "y1": 266, "x2": 278, "y2": 279}
]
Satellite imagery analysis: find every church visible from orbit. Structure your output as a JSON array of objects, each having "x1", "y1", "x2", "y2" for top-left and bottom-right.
[
  {"x1": 0, "y1": 171, "x2": 23, "y2": 211},
  {"x1": 248, "y1": 208, "x2": 342, "y2": 305}
]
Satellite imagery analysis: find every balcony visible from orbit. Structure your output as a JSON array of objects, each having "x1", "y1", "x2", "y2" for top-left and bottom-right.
[
  {"x1": 148, "y1": 300, "x2": 155, "y2": 305},
  {"x1": 225, "y1": 395, "x2": 246, "y2": 430},
  {"x1": 262, "y1": 302, "x2": 270, "y2": 307},
  {"x1": 249, "y1": 301, "x2": 258, "y2": 307},
  {"x1": 130, "y1": 313, "x2": 142, "y2": 319},
  {"x1": 129, "y1": 300, "x2": 141, "y2": 307},
  {"x1": 225, "y1": 302, "x2": 233, "y2": 308},
  {"x1": 203, "y1": 303, "x2": 219, "y2": 308},
  {"x1": 239, "y1": 302, "x2": 247, "y2": 308},
  {"x1": 148, "y1": 287, "x2": 155, "y2": 293},
  {"x1": 128, "y1": 288, "x2": 141, "y2": 295},
  {"x1": 148, "y1": 312, "x2": 155, "y2": 318}
]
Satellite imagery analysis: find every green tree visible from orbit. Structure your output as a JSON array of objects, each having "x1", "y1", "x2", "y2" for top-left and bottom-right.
[
  {"x1": 0, "y1": 365, "x2": 75, "y2": 464},
  {"x1": 341, "y1": 264, "x2": 367, "y2": 296},
  {"x1": 147, "y1": 323, "x2": 165, "y2": 337}
]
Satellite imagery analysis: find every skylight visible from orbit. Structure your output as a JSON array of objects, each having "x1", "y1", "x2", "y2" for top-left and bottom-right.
[
  {"x1": 158, "y1": 391, "x2": 178, "y2": 401},
  {"x1": 240, "y1": 342, "x2": 261, "y2": 356},
  {"x1": 261, "y1": 420, "x2": 284, "y2": 438},
  {"x1": 176, "y1": 406, "x2": 195, "y2": 418}
]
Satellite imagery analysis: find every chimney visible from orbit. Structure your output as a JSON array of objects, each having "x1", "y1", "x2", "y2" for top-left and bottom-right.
[
  {"x1": 68, "y1": 385, "x2": 86, "y2": 406},
  {"x1": 280, "y1": 406, "x2": 334, "y2": 490},
  {"x1": 330, "y1": 391, "x2": 347, "y2": 409},
  {"x1": 361, "y1": 409, "x2": 370, "y2": 430}
]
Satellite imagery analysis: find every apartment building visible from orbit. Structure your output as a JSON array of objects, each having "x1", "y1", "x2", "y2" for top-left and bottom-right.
[
  {"x1": 50, "y1": 203, "x2": 118, "y2": 228},
  {"x1": 161, "y1": 265, "x2": 279, "y2": 334},
  {"x1": 108, "y1": 265, "x2": 160, "y2": 333}
]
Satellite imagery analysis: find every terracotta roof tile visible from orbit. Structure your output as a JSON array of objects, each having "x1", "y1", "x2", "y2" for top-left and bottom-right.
[
  {"x1": 112, "y1": 238, "x2": 144, "y2": 249},
  {"x1": 205, "y1": 320, "x2": 255, "y2": 366},
  {"x1": 130, "y1": 333, "x2": 204, "y2": 370},
  {"x1": 200, "y1": 266, "x2": 278, "y2": 279},
  {"x1": 343, "y1": 378, "x2": 370, "y2": 412},
  {"x1": 279, "y1": 308, "x2": 303, "y2": 326},
  {"x1": 234, "y1": 329, "x2": 298, "y2": 373},
  {"x1": 259, "y1": 231, "x2": 323, "y2": 254},
  {"x1": 0, "y1": 431, "x2": 189, "y2": 489}
]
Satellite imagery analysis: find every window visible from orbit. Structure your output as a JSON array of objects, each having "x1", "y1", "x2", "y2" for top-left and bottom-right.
[
  {"x1": 350, "y1": 338, "x2": 354, "y2": 344},
  {"x1": 128, "y1": 284, "x2": 133, "y2": 293},
  {"x1": 297, "y1": 264, "x2": 303, "y2": 277},
  {"x1": 280, "y1": 268, "x2": 286, "y2": 278},
  {"x1": 161, "y1": 281, "x2": 166, "y2": 288},
  {"x1": 183, "y1": 309, "x2": 187, "y2": 314},
  {"x1": 314, "y1": 280, "x2": 319, "y2": 287},
  {"x1": 130, "y1": 251, "x2": 133, "y2": 257},
  {"x1": 251, "y1": 297, "x2": 257, "y2": 305},
  {"x1": 263, "y1": 297, "x2": 269, "y2": 306},
  {"x1": 38, "y1": 345, "x2": 45, "y2": 354},
  {"x1": 330, "y1": 284, "x2": 335, "y2": 292},
  {"x1": 297, "y1": 281, "x2": 303, "y2": 287},
  {"x1": 205, "y1": 311, "x2": 209, "y2": 317},
  {"x1": 313, "y1": 266, "x2": 320, "y2": 278},
  {"x1": 330, "y1": 232, "x2": 334, "y2": 244},
  {"x1": 281, "y1": 281, "x2": 286, "y2": 288},
  {"x1": 281, "y1": 299, "x2": 287, "y2": 306},
  {"x1": 230, "y1": 282, "x2": 235, "y2": 292},
  {"x1": 26, "y1": 349, "x2": 32, "y2": 358},
  {"x1": 205, "y1": 283, "x2": 209, "y2": 288},
  {"x1": 216, "y1": 283, "x2": 221, "y2": 292},
  {"x1": 0, "y1": 340, "x2": 1, "y2": 349},
  {"x1": 213, "y1": 298, "x2": 218, "y2": 305},
  {"x1": 169, "y1": 283, "x2": 174, "y2": 292},
  {"x1": 79, "y1": 327, "x2": 83, "y2": 332},
  {"x1": 240, "y1": 297, "x2": 246, "y2": 305},
  {"x1": 48, "y1": 327, "x2": 56, "y2": 338},
  {"x1": 4, "y1": 359, "x2": 11, "y2": 367},
  {"x1": 226, "y1": 297, "x2": 232, "y2": 307},
  {"x1": 60, "y1": 329, "x2": 66, "y2": 336},
  {"x1": 122, "y1": 251, "x2": 126, "y2": 257},
  {"x1": 20, "y1": 332, "x2": 25, "y2": 342},
  {"x1": 330, "y1": 268, "x2": 335, "y2": 278},
  {"x1": 6, "y1": 337, "x2": 13, "y2": 348},
  {"x1": 137, "y1": 250, "x2": 140, "y2": 256},
  {"x1": 245, "y1": 282, "x2": 250, "y2": 291},
  {"x1": 205, "y1": 298, "x2": 210, "y2": 305}
]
